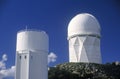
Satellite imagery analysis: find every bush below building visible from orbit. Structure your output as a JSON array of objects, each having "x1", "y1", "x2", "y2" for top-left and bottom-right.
[{"x1": 48, "y1": 62, "x2": 120, "y2": 79}]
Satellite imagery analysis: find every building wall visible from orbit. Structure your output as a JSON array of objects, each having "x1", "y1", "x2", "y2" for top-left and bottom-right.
[
  {"x1": 15, "y1": 53, "x2": 20, "y2": 79},
  {"x1": 29, "y1": 51, "x2": 48, "y2": 79},
  {"x1": 69, "y1": 36, "x2": 101, "y2": 63},
  {"x1": 15, "y1": 51, "x2": 30, "y2": 79},
  {"x1": 15, "y1": 51, "x2": 48, "y2": 79}
]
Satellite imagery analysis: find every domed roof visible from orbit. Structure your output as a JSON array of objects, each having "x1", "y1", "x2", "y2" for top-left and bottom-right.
[{"x1": 68, "y1": 13, "x2": 101, "y2": 39}]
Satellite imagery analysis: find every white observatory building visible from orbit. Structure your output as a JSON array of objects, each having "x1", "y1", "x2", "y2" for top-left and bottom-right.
[
  {"x1": 15, "y1": 30, "x2": 48, "y2": 79},
  {"x1": 68, "y1": 13, "x2": 102, "y2": 64}
]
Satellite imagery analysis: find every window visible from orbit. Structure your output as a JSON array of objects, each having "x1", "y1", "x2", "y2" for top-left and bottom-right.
[
  {"x1": 25, "y1": 55, "x2": 27, "y2": 59},
  {"x1": 19, "y1": 56, "x2": 21, "y2": 59},
  {"x1": 31, "y1": 56, "x2": 33, "y2": 59}
]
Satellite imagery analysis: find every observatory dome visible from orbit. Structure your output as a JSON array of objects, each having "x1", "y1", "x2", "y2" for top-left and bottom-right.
[
  {"x1": 16, "y1": 30, "x2": 48, "y2": 52},
  {"x1": 68, "y1": 13, "x2": 101, "y2": 39}
]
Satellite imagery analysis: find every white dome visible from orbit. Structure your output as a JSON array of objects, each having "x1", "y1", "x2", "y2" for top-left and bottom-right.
[
  {"x1": 16, "y1": 30, "x2": 48, "y2": 53},
  {"x1": 68, "y1": 13, "x2": 101, "y2": 39}
]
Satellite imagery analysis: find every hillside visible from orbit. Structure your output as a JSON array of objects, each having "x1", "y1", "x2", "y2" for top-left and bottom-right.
[{"x1": 48, "y1": 62, "x2": 120, "y2": 79}]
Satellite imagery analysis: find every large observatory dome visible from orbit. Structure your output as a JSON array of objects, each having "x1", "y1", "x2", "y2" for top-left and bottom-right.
[{"x1": 68, "y1": 13, "x2": 101, "y2": 39}]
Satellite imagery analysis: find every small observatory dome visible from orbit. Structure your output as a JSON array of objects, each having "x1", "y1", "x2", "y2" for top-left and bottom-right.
[
  {"x1": 68, "y1": 13, "x2": 101, "y2": 39},
  {"x1": 16, "y1": 29, "x2": 48, "y2": 53}
]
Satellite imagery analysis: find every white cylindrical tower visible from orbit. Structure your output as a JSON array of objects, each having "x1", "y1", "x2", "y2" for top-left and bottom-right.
[
  {"x1": 68, "y1": 13, "x2": 102, "y2": 64},
  {"x1": 15, "y1": 30, "x2": 48, "y2": 79}
]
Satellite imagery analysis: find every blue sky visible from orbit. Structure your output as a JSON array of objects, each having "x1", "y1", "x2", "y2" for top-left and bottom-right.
[{"x1": 0, "y1": 0, "x2": 120, "y2": 78}]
